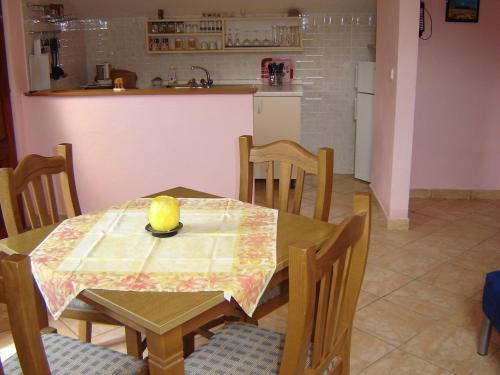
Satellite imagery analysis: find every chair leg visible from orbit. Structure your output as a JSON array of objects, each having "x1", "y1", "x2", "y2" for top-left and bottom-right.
[
  {"x1": 478, "y1": 316, "x2": 493, "y2": 356},
  {"x1": 125, "y1": 327, "x2": 144, "y2": 359},
  {"x1": 77, "y1": 320, "x2": 92, "y2": 343}
]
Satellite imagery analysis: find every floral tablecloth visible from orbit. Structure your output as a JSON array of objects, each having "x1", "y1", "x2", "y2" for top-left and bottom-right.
[{"x1": 30, "y1": 198, "x2": 278, "y2": 319}]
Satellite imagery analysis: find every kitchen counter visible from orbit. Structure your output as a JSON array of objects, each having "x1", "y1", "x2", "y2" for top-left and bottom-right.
[
  {"x1": 22, "y1": 87, "x2": 254, "y2": 212},
  {"x1": 253, "y1": 84, "x2": 303, "y2": 97},
  {"x1": 25, "y1": 86, "x2": 257, "y2": 97}
]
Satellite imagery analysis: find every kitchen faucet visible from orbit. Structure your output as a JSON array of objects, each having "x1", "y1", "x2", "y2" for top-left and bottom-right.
[{"x1": 191, "y1": 66, "x2": 213, "y2": 88}]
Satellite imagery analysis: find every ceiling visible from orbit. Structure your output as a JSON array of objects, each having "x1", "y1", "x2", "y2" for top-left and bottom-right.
[{"x1": 64, "y1": 0, "x2": 376, "y2": 19}]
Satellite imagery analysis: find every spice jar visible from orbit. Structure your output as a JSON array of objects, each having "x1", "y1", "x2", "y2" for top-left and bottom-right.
[
  {"x1": 175, "y1": 38, "x2": 183, "y2": 49},
  {"x1": 187, "y1": 38, "x2": 196, "y2": 49}
]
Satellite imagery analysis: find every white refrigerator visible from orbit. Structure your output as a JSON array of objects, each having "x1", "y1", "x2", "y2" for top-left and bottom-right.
[{"x1": 354, "y1": 61, "x2": 376, "y2": 182}]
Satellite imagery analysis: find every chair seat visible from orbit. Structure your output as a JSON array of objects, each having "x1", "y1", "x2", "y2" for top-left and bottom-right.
[
  {"x1": 483, "y1": 271, "x2": 500, "y2": 330},
  {"x1": 3, "y1": 333, "x2": 145, "y2": 375},
  {"x1": 185, "y1": 322, "x2": 338, "y2": 375}
]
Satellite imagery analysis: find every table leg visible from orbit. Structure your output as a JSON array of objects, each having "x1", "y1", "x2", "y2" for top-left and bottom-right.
[
  {"x1": 183, "y1": 333, "x2": 195, "y2": 357},
  {"x1": 146, "y1": 327, "x2": 184, "y2": 375}
]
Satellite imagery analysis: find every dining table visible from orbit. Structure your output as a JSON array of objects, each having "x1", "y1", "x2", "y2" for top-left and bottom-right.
[{"x1": 0, "y1": 186, "x2": 337, "y2": 375}]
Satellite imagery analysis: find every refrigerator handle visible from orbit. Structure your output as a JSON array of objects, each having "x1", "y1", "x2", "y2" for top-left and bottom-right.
[
  {"x1": 354, "y1": 64, "x2": 359, "y2": 90},
  {"x1": 354, "y1": 98, "x2": 358, "y2": 121}
]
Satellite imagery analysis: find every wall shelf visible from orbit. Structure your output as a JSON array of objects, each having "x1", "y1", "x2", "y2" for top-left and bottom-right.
[{"x1": 146, "y1": 16, "x2": 303, "y2": 54}]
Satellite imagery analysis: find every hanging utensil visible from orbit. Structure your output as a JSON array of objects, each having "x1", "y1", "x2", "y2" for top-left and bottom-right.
[
  {"x1": 50, "y1": 38, "x2": 59, "y2": 80},
  {"x1": 53, "y1": 38, "x2": 66, "y2": 78}
]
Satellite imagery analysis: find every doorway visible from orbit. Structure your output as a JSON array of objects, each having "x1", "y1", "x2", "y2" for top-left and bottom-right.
[{"x1": 0, "y1": 3, "x2": 18, "y2": 238}]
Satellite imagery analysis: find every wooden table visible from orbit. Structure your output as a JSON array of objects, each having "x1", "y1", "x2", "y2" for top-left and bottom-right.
[{"x1": 0, "y1": 187, "x2": 336, "y2": 375}]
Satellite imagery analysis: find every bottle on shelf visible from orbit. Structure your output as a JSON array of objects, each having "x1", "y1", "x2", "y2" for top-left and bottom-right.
[
  {"x1": 226, "y1": 28, "x2": 233, "y2": 47},
  {"x1": 167, "y1": 65, "x2": 177, "y2": 84}
]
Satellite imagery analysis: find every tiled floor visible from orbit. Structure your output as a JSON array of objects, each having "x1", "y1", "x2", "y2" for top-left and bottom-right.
[{"x1": 1, "y1": 174, "x2": 500, "y2": 374}]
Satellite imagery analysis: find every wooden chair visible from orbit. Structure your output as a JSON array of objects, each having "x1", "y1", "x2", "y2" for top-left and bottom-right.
[
  {"x1": 0, "y1": 252, "x2": 148, "y2": 374},
  {"x1": 0, "y1": 144, "x2": 143, "y2": 356},
  {"x1": 183, "y1": 193, "x2": 371, "y2": 375},
  {"x1": 238, "y1": 135, "x2": 334, "y2": 322},
  {"x1": 239, "y1": 135, "x2": 334, "y2": 222}
]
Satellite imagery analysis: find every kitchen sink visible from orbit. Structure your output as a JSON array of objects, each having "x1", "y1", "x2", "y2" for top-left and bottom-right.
[{"x1": 159, "y1": 84, "x2": 214, "y2": 89}]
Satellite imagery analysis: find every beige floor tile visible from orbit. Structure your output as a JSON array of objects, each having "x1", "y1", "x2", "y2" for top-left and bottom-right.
[
  {"x1": 357, "y1": 290, "x2": 379, "y2": 310},
  {"x1": 453, "y1": 245, "x2": 500, "y2": 273},
  {"x1": 366, "y1": 240, "x2": 400, "y2": 264},
  {"x1": 370, "y1": 248, "x2": 445, "y2": 278},
  {"x1": 91, "y1": 322, "x2": 125, "y2": 337},
  {"x1": 49, "y1": 318, "x2": 78, "y2": 339},
  {"x1": 350, "y1": 328, "x2": 396, "y2": 374},
  {"x1": 370, "y1": 229, "x2": 427, "y2": 248},
  {"x1": 354, "y1": 300, "x2": 433, "y2": 346},
  {"x1": 414, "y1": 231, "x2": 486, "y2": 251},
  {"x1": 383, "y1": 280, "x2": 469, "y2": 321},
  {"x1": 445, "y1": 299, "x2": 500, "y2": 346},
  {"x1": 259, "y1": 304, "x2": 288, "y2": 334},
  {"x1": 92, "y1": 326, "x2": 126, "y2": 347},
  {"x1": 475, "y1": 233, "x2": 500, "y2": 251},
  {"x1": 361, "y1": 264, "x2": 413, "y2": 297},
  {"x1": 418, "y1": 263, "x2": 485, "y2": 298},
  {"x1": 401, "y1": 239, "x2": 467, "y2": 261},
  {"x1": 358, "y1": 349, "x2": 451, "y2": 375},
  {"x1": 402, "y1": 321, "x2": 498, "y2": 374},
  {"x1": 472, "y1": 350, "x2": 500, "y2": 375},
  {"x1": 411, "y1": 205, "x2": 465, "y2": 222},
  {"x1": 0, "y1": 331, "x2": 15, "y2": 362}
]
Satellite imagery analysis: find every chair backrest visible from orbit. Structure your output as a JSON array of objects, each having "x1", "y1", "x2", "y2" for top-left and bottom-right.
[
  {"x1": 0, "y1": 144, "x2": 81, "y2": 236},
  {"x1": 239, "y1": 135, "x2": 334, "y2": 222},
  {"x1": 0, "y1": 253, "x2": 51, "y2": 374},
  {"x1": 279, "y1": 193, "x2": 371, "y2": 375}
]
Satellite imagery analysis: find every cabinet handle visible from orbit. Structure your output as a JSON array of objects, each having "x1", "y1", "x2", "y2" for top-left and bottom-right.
[
  {"x1": 257, "y1": 99, "x2": 263, "y2": 114},
  {"x1": 354, "y1": 98, "x2": 358, "y2": 121}
]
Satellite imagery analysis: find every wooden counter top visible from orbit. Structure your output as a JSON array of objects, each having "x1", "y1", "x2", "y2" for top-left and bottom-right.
[{"x1": 25, "y1": 86, "x2": 257, "y2": 97}]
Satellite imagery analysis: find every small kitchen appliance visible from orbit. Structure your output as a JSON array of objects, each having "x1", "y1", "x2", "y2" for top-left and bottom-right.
[{"x1": 96, "y1": 63, "x2": 111, "y2": 81}]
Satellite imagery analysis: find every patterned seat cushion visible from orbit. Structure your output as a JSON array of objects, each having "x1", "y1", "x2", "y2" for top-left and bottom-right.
[
  {"x1": 185, "y1": 322, "x2": 338, "y2": 375},
  {"x1": 3, "y1": 333, "x2": 145, "y2": 375},
  {"x1": 67, "y1": 299, "x2": 99, "y2": 312}
]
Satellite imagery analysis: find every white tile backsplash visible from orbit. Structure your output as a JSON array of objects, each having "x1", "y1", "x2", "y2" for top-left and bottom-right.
[{"x1": 23, "y1": 7, "x2": 375, "y2": 174}]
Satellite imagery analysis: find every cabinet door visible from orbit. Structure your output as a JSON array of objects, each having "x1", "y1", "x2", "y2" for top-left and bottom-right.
[{"x1": 253, "y1": 96, "x2": 301, "y2": 178}]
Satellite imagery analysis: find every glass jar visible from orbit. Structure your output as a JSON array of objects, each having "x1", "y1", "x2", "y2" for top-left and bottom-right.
[
  {"x1": 175, "y1": 38, "x2": 183, "y2": 49},
  {"x1": 187, "y1": 38, "x2": 196, "y2": 49},
  {"x1": 161, "y1": 38, "x2": 169, "y2": 50},
  {"x1": 167, "y1": 22, "x2": 176, "y2": 33},
  {"x1": 176, "y1": 22, "x2": 185, "y2": 33},
  {"x1": 272, "y1": 25, "x2": 279, "y2": 45}
]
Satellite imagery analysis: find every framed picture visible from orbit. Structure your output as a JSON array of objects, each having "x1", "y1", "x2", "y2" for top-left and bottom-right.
[{"x1": 446, "y1": 0, "x2": 480, "y2": 22}]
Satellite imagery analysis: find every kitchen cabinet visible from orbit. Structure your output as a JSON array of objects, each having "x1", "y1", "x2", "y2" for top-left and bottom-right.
[
  {"x1": 253, "y1": 96, "x2": 301, "y2": 178},
  {"x1": 146, "y1": 16, "x2": 303, "y2": 54}
]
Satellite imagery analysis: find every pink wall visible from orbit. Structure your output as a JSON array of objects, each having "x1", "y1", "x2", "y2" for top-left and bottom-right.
[
  {"x1": 412, "y1": 0, "x2": 500, "y2": 190},
  {"x1": 371, "y1": 0, "x2": 420, "y2": 221},
  {"x1": 2, "y1": 0, "x2": 254, "y2": 213}
]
